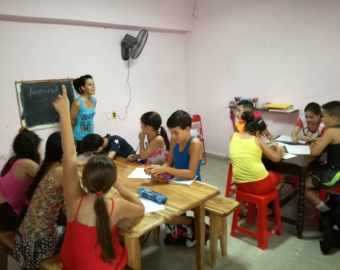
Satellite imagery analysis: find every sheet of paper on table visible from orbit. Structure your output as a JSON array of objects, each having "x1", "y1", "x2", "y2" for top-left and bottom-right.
[
  {"x1": 169, "y1": 176, "x2": 197, "y2": 186},
  {"x1": 276, "y1": 135, "x2": 306, "y2": 144},
  {"x1": 285, "y1": 145, "x2": 311, "y2": 155},
  {"x1": 127, "y1": 168, "x2": 151, "y2": 180},
  {"x1": 282, "y1": 153, "x2": 297, "y2": 160},
  {"x1": 138, "y1": 196, "x2": 165, "y2": 213}
]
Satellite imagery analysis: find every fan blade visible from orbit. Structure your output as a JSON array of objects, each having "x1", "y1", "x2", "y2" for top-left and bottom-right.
[{"x1": 131, "y1": 30, "x2": 148, "y2": 59}]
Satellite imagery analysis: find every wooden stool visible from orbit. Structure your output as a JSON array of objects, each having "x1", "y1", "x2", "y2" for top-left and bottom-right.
[{"x1": 205, "y1": 196, "x2": 239, "y2": 267}]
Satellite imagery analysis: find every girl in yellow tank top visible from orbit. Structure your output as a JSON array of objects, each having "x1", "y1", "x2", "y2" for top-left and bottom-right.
[{"x1": 229, "y1": 112, "x2": 285, "y2": 215}]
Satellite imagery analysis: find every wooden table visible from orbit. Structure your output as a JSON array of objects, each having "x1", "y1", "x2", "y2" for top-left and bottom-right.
[
  {"x1": 80, "y1": 157, "x2": 220, "y2": 270},
  {"x1": 262, "y1": 154, "x2": 323, "y2": 238}
]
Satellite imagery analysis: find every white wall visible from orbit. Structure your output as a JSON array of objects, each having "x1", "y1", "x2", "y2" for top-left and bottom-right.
[
  {"x1": 186, "y1": 0, "x2": 340, "y2": 156},
  {"x1": 0, "y1": 20, "x2": 187, "y2": 167}
]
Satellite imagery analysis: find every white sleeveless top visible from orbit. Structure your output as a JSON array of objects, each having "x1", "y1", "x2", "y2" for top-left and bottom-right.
[{"x1": 144, "y1": 141, "x2": 169, "y2": 165}]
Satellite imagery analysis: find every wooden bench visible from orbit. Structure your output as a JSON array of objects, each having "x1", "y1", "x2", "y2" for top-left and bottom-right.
[
  {"x1": 205, "y1": 196, "x2": 239, "y2": 267},
  {"x1": 0, "y1": 231, "x2": 14, "y2": 270},
  {"x1": 0, "y1": 230, "x2": 60, "y2": 270}
]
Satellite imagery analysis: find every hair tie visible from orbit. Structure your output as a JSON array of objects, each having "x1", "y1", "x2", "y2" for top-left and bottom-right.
[
  {"x1": 25, "y1": 200, "x2": 30, "y2": 205},
  {"x1": 19, "y1": 126, "x2": 27, "y2": 134},
  {"x1": 96, "y1": 191, "x2": 103, "y2": 195},
  {"x1": 258, "y1": 120, "x2": 263, "y2": 123}
]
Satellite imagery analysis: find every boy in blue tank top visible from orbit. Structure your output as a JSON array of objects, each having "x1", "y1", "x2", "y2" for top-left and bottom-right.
[{"x1": 148, "y1": 110, "x2": 203, "y2": 247}]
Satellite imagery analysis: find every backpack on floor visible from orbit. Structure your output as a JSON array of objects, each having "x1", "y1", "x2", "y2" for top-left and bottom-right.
[{"x1": 319, "y1": 202, "x2": 340, "y2": 254}]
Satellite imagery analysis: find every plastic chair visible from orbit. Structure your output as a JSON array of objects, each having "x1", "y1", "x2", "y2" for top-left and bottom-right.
[
  {"x1": 225, "y1": 163, "x2": 236, "y2": 198},
  {"x1": 230, "y1": 189, "x2": 282, "y2": 250},
  {"x1": 191, "y1": 115, "x2": 206, "y2": 165},
  {"x1": 313, "y1": 187, "x2": 340, "y2": 223}
]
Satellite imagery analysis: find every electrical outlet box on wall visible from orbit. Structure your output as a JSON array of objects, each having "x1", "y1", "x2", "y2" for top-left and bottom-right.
[{"x1": 106, "y1": 111, "x2": 112, "y2": 120}]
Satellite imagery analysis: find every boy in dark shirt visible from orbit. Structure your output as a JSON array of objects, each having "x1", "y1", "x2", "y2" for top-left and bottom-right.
[
  {"x1": 305, "y1": 101, "x2": 340, "y2": 212},
  {"x1": 81, "y1": 134, "x2": 135, "y2": 160}
]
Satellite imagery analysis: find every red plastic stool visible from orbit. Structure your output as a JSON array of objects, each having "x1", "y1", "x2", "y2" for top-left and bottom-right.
[
  {"x1": 230, "y1": 189, "x2": 282, "y2": 250},
  {"x1": 313, "y1": 187, "x2": 340, "y2": 223},
  {"x1": 225, "y1": 164, "x2": 236, "y2": 198}
]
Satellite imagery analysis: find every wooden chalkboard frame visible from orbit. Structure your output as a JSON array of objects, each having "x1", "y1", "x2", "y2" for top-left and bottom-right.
[{"x1": 15, "y1": 78, "x2": 76, "y2": 131}]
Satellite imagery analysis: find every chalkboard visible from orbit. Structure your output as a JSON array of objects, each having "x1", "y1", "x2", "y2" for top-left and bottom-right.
[{"x1": 15, "y1": 79, "x2": 76, "y2": 130}]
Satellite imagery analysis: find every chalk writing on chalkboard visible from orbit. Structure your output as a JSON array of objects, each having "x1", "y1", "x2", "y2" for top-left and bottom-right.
[{"x1": 15, "y1": 79, "x2": 76, "y2": 131}]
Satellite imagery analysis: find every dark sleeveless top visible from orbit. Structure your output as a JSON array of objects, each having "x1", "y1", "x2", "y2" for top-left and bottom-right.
[{"x1": 326, "y1": 126, "x2": 340, "y2": 171}]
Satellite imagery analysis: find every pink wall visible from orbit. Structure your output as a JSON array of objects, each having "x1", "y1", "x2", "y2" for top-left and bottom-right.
[
  {"x1": 186, "y1": 0, "x2": 340, "y2": 156},
  {"x1": 0, "y1": 20, "x2": 187, "y2": 167},
  {"x1": 0, "y1": 0, "x2": 193, "y2": 32}
]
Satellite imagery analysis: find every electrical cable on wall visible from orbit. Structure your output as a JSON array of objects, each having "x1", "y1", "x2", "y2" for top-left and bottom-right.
[
  {"x1": 116, "y1": 59, "x2": 132, "y2": 121},
  {"x1": 192, "y1": 0, "x2": 198, "y2": 20}
]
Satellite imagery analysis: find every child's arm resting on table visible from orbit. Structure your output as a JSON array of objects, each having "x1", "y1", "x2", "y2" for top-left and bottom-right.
[
  {"x1": 297, "y1": 135, "x2": 318, "y2": 142},
  {"x1": 149, "y1": 138, "x2": 201, "y2": 179},
  {"x1": 113, "y1": 182, "x2": 144, "y2": 219},
  {"x1": 310, "y1": 129, "x2": 333, "y2": 157},
  {"x1": 53, "y1": 86, "x2": 84, "y2": 202},
  {"x1": 107, "y1": 151, "x2": 117, "y2": 160},
  {"x1": 291, "y1": 126, "x2": 301, "y2": 143},
  {"x1": 258, "y1": 138, "x2": 284, "y2": 162}
]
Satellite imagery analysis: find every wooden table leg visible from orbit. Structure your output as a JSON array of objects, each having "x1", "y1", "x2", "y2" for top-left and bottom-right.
[
  {"x1": 220, "y1": 216, "x2": 227, "y2": 256},
  {"x1": 194, "y1": 202, "x2": 205, "y2": 270},
  {"x1": 297, "y1": 168, "x2": 307, "y2": 239},
  {"x1": 153, "y1": 226, "x2": 160, "y2": 241},
  {"x1": 0, "y1": 241, "x2": 8, "y2": 270},
  {"x1": 124, "y1": 236, "x2": 141, "y2": 270},
  {"x1": 209, "y1": 214, "x2": 222, "y2": 268}
]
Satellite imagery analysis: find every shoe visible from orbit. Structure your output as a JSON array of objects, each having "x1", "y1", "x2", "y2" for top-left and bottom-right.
[
  {"x1": 325, "y1": 194, "x2": 340, "y2": 209},
  {"x1": 165, "y1": 224, "x2": 175, "y2": 235},
  {"x1": 185, "y1": 218, "x2": 195, "y2": 247},
  {"x1": 164, "y1": 225, "x2": 187, "y2": 246}
]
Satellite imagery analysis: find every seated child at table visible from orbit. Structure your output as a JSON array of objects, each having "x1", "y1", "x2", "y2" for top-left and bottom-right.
[
  {"x1": 53, "y1": 86, "x2": 145, "y2": 270},
  {"x1": 0, "y1": 127, "x2": 42, "y2": 230},
  {"x1": 127, "y1": 111, "x2": 169, "y2": 165},
  {"x1": 81, "y1": 133, "x2": 135, "y2": 160},
  {"x1": 230, "y1": 112, "x2": 285, "y2": 215},
  {"x1": 14, "y1": 132, "x2": 65, "y2": 268},
  {"x1": 305, "y1": 101, "x2": 340, "y2": 212},
  {"x1": 147, "y1": 110, "x2": 202, "y2": 247},
  {"x1": 291, "y1": 102, "x2": 327, "y2": 143},
  {"x1": 235, "y1": 100, "x2": 275, "y2": 141}
]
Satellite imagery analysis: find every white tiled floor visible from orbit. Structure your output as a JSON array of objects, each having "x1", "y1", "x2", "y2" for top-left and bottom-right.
[{"x1": 8, "y1": 156, "x2": 340, "y2": 269}]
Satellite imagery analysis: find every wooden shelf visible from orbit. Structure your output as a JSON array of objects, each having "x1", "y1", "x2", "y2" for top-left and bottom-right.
[{"x1": 228, "y1": 106, "x2": 299, "y2": 114}]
